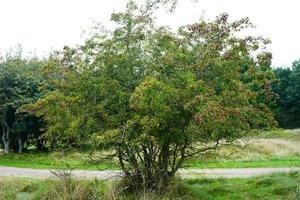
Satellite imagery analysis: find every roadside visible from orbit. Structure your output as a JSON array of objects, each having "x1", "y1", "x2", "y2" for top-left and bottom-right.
[
  {"x1": 0, "y1": 166, "x2": 300, "y2": 179},
  {"x1": 2, "y1": 172, "x2": 300, "y2": 200}
]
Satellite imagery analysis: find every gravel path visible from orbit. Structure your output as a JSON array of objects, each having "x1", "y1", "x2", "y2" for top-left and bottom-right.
[{"x1": 0, "y1": 166, "x2": 299, "y2": 179}]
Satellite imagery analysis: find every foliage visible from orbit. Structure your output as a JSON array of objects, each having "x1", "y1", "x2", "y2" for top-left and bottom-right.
[
  {"x1": 273, "y1": 60, "x2": 300, "y2": 128},
  {"x1": 29, "y1": 0, "x2": 276, "y2": 192},
  {"x1": 0, "y1": 52, "x2": 45, "y2": 153}
]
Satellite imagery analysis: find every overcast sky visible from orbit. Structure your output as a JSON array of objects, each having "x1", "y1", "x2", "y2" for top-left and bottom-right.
[{"x1": 0, "y1": 0, "x2": 299, "y2": 67}]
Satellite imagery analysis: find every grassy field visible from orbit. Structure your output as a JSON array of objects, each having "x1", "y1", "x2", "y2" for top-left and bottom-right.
[
  {"x1": 0, "y1": 177, "x2": 106, "y2": 200},
  {"x1": 0, "y1": 129, "x2": 299, "y2": 170},
  {"x1": 186, "y1": 129, "x2": 300, "y2": 169},
  {"x1": 182, "y1": 172, "x2": 300, "y2": 200},
  {"x1": 0, "y1": 172, "x2": 300, "y2": 200},
  {"x1": 187, "y1": 129, "x2": 300, "y2": 169},
  {"x1": 0, "y1": 151, "x2": 118, "y2": 170}
]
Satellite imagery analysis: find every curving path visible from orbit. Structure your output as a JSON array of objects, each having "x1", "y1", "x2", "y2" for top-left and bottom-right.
[{"x1": 0, "y1": 166, "x2": 299, "y2": 179}]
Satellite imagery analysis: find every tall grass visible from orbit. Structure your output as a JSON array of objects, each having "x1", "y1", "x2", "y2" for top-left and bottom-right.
[
  {"x1": 43, "y1": 168, "x2": 105, "y2": 200},
  {"x1": 186, "y1": 129, "x2": 300, "y2": 168},
  {"x1": 1, "y1": 172, "x2": 300, "y2": 199}
]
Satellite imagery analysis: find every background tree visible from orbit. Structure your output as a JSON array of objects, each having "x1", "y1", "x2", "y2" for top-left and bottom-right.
[
  {"x1": 273, "y1": 60, "x2": 300, "y2": 128},
  {"x1": 0, "y1": 52, "x2": 45, "y2": 154}
]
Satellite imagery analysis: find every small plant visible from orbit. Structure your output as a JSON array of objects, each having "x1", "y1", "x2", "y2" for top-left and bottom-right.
[
  {"x1": 44, "y1": 167, "x2": 95, "y2": 200},
  {"x1": 43, "y1": 166, "x2": 106, "y2": 200}
]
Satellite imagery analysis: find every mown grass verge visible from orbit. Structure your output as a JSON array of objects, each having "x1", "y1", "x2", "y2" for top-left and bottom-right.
[
  {"x1": 186, "y1": 156, "x2": 300, "y2": 169},
  {"x1": 0, "y1": 152, "x2": 299, "y2": 170},
  {"x1": 0, "y1": 151, "x2": 118, "y2": 170}
]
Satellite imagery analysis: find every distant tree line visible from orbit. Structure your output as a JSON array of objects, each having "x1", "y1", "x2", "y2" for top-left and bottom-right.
[
  {"x1": 0, "y1": 51, "x2": 47, "y2": 154},
  {"x1": 273, "y1": 60, "x2": 300, "y2": 128}
]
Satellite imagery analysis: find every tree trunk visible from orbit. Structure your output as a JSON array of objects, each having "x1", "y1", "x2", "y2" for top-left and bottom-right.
[
  {"x1": 1, "y1": 114, "x2": 10, "y2": 154},
  {"x1": 36, "y1": 139, "x2": 47, "y2": 151},
  {"x1": 51, "y1": 137, "x2": 57, "y2": 150},
  {"x1": 159, "y1": 142, "x2": 170, "y2": 187},
  {"x1": 3, "y1": 140, "x2": 9, "y2": 154},
  {"x1": 18, "y1": 136, "x2": 23, "y2": 154}
]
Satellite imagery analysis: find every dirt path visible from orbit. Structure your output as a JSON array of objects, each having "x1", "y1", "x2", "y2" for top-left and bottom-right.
[{"x1": 0, "y1": 166, "x2": 299, "y2": 179}]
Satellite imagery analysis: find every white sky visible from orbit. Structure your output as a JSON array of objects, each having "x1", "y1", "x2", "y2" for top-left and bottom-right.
[{"x1": 0, "y1": 0, "x2": 299, "y2": 67}]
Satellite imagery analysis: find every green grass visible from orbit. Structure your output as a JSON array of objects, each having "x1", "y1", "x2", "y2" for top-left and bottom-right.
[
  {"x1": 180, "y1": 172, "x2": 300, "y2": 200},
  {"x1": 1, "y1": 172, "x2": 300, "y2": 200},
  {"x1": 0, "y1": 177, "x2": 106, "y2": 200},
  {"x1": 0, "y1": 151, "x2": 118, "y2": 170},
  {"x1": 187, "y1": 156, "x2": 300, "y2": 169},
  {"x1": 252, "y1": 129, "x2": 300, "y2": 140},
  {"x1": 0, "y1": 178, "x2": 52, "y2": 200},
  {"x1": 186, "y1": 129, "x2": 300, "y2": 169},
  {"x1": 1, "y1": 151, "x2": 300, "y2": 170}
]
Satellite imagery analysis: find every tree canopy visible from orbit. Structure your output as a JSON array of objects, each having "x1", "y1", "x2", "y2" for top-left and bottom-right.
[
  {"x1": 0, "y1": 51, "x2": 45, "y2": 154},
  {"x1": 273, "y1": 60, "x2": 300, "y2": 128},
  {"x1": 26, "y1": 0, "x2": 276, "y2": 191}
]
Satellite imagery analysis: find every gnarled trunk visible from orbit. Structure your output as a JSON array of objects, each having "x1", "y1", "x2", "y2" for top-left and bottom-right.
[
  {"x1": 159, "y1": 142, "x2": 170, "y2": 187},
  {"x1": 117, "y1": 142, "x2": 180, "y2": 193},
  {"x1": 1, "y1": 116, "x2": 10, "y2": 154}
]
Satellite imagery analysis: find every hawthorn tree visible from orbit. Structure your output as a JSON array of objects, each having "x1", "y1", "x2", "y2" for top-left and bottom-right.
[{"x1": 31, "y1": 0, "x2": 275, "y2": 192}]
